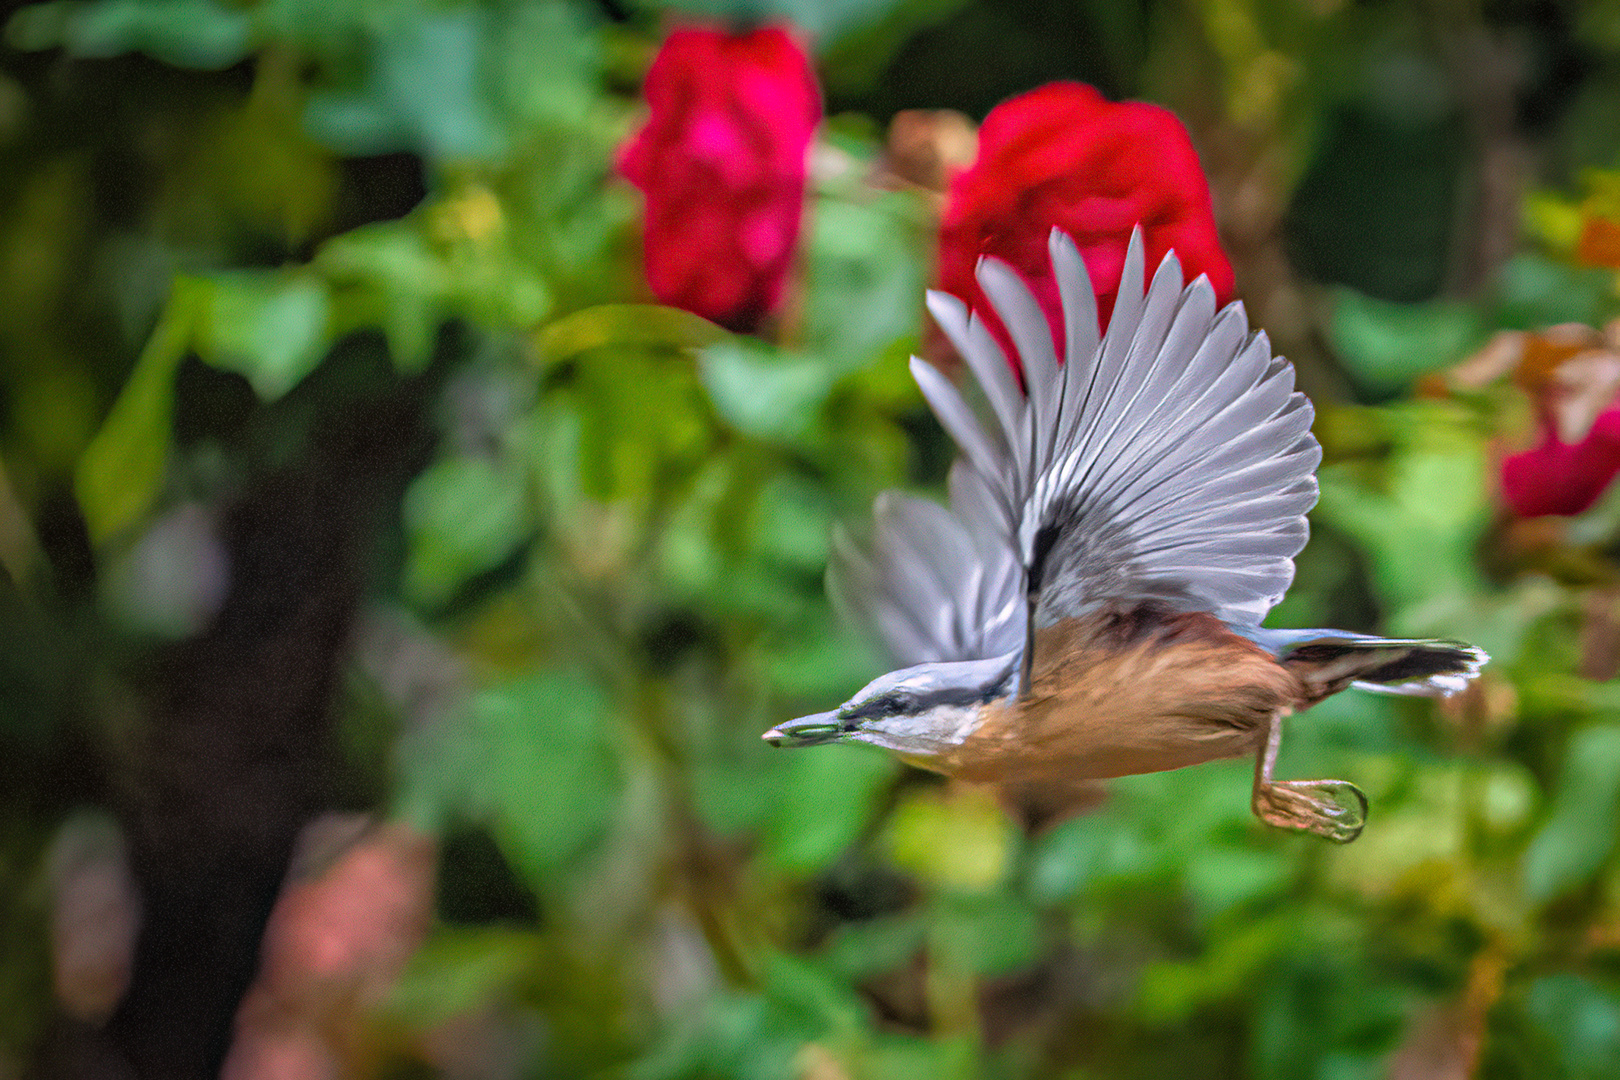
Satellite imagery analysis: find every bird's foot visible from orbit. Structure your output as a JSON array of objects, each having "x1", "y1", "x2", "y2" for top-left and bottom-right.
[{"x1": 1252, "y1": 778, "x2": 1368, "y2": 843}]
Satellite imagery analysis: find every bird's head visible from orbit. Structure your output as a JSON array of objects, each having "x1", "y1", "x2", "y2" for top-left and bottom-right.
[{"x1": 763, "y1": 652, "x2": 1019, "y2": 760}]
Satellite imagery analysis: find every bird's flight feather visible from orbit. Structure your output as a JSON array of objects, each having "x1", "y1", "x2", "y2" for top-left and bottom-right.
[
  {"x1": 826, "y1": 487, "x2": 1023, "y2": 666},
  {"x1": 834, "y1": 228, "x2": 1321, "y2": 676}
]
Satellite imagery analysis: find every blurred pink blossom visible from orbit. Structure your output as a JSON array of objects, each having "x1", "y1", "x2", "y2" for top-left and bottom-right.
[{"x1": 221, "y1": 817, "x2": 437, "y2": 1080}]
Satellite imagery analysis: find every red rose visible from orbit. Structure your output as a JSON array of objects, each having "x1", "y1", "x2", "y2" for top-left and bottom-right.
[
  {"x1": 938, "y1": 82, "x2": 1234, "y2": 375},
  {"x1": 1501, "y1": 407, "x2": 1620, "y2": 516},
  {"x1": 1467, "y1": 324, "x2": 1620, "y2": 517},
  {"x1": 618, "y1": 26, "x2": 821, "y2": 334}
]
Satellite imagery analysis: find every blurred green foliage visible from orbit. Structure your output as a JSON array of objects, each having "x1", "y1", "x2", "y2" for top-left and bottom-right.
[{"x1": 8, "y1": 0, "x2": 1620, "y2": 1077}]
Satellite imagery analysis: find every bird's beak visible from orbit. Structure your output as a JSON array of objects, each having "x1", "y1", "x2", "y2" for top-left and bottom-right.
[{"x1": 762, "y1": 711, "x2": 845, "y2": 747}]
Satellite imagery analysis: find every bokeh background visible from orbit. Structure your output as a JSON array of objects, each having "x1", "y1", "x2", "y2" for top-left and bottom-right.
[{"x1": 4, "y1": 0, "x2": 1620, "y2": 1077}]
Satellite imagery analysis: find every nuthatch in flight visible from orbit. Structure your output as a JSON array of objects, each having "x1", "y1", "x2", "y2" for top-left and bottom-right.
[{"x1": 764, "y1": 228, "x2": 1486, "y2": 842}]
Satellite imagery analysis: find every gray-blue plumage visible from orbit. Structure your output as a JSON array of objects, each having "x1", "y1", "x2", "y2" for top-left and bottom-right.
[
  {"x1": 912, "y1": 228, "x2": 1318, "y2": 633},
  {"x1": 779, "y1": 225, "x2": 1489, "y2": 843},
  {"x1": 834, "y1": 227, "x2": 1481, "y2": 697}
]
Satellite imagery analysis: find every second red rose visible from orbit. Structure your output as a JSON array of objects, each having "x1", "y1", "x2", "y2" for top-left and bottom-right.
[{"x1": 939, "y1": 82, "x2": 1234, "y2": 376}]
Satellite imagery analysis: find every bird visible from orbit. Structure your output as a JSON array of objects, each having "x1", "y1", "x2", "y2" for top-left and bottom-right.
[{"x1": 762, "y1": 227, "x2": 1486, "y2": 843}]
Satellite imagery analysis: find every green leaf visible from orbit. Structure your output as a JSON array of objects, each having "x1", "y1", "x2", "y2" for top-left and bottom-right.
[
  {"x1": 297, "y1": 91, "x2": 408, "y2": 158},
  {"x1": 632, "y1": 954, "x2": 870, "y2": 1080},
  {"x1": 401, "y1": 672, "x2": 619, "y2": 886},
  {"x1": 1492, "y1": 253, "x2": 1615, "y2": 330},
  {"x1": 305, "y1": 11, "x2": 504, "y2": 160},
  {"x1": 629, "y1": 992, "x2": 782, "y2": 1080},
  {"x1": 760, "y1": 745, "x2": 893, "y2": 872},
  {"x1": 1183, "y1": 846, "x2": 1291, "y2": 921},
  {"x1": 1524, "y1": 191, "x2": 1585, "y2": 254},
  {"x1": 318, "y1": 204, "x2": 555, "y2": 370},
  {"x1": 761, "y1": 952, "x2": 865, "y2": 1034},
  {"x1": 385, "y1": 926, "x2": 542, "y2": 1027},
  {"x1": 376, "y1": 13, "x2": 503, "y2": 161},
  {"x1": 886, "y1": 785, "x2": 1013, "y2": 892},
  {"x1": 1326, "y1": 288, "x2": 1481, "y2": 397},
  {"x1": 1250, "y1": 955, "x2": 1406, "y2": 1080},
  {"x1": 488, "y1": 0, "x2": 599, "y2": 132},
  {"x1": 195, "y1": 271, "x2": 331, "y2": 400},
  {"x1": 1024, "y1": 812, "x2": 1156, "y2": 904},
  {"x1": 319, "y1": 219, "x2": 445, "y2": 370},
  {"x1": 403, "y1": 454, "x2": 531, "y2": 608},
  {"x1": 73, "y1": 281, "x2": 201, "y2": 544},
  {"x1": 820, "y1": 912, "x2": 927, "y2": 981},
  {"x1": 1523, "y1": 975, "x2": 1620, "y2": 1080},
  {"x1": 751, "y1": 472, "x2": 833, "y2": 571},
  {"x1": 1136, "y1": 913, "x2": 1294, "y2": 1025},
  {"x1": 696, "y1": 190, "x2": 924, "y2": 444},
  {"x1": 535, "y1": 304, "x2": 729, "y2": 367},
  {"x1": 1523, "y1": 724, "x2": 1620, "y2": 903},
  {"x1": 1314, "y1": 404, "x2": 1489, "y2": 626},
  {"x1": 858, "y1": 1035, "x2": 978, "y2": 1080},
  {"x1": 764, "y1": 623, "x2": 881, "y2": 702},
  {"x1": 573, "y1": 348, "x2": 711, "y2": 502},
  {"x1": 931, "y1": 891, "x2": 1042, "y2": 976},
  {"x1": 699, "y1": 341, "x2": 840, "y2": 441},
  {"x1": 640, "y1": 0, "x2": 924, "y2": 45},
  {"x1": 8, "y1": 0, "x2": 252, "y2": 69},
  {"x1": 800, "y1": 192, "x2": 924, "y2": 365}
]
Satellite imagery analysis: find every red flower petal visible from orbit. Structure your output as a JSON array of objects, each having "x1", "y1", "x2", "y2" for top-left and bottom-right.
[
  {"x1": 939, "y1": 82, "x2": 1233, "y2": 376},
  {"x1": 618, "y1": 26, "x2": 821, "y2": 333},
  {"x1": 1502, "y1": 406, "x2": 1620, "y2": 517}
]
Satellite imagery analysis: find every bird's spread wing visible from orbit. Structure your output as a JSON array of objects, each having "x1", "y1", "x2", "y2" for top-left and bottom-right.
[
  {"x1": 911, "y1": 227, "x2": 1320, "y2": 634},
  {"x1": 827, "y1": 472, "x2": 1023, "y2": 666}
]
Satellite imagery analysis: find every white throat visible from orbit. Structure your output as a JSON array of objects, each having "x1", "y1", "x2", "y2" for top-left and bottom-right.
[{"x1": 850, "y1": 700, "x2": 992, "y2": 757}]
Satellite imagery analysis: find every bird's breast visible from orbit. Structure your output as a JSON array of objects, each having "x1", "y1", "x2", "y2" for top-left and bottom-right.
[{"x1": 938, "y1": 606, "x2": 1305, "y2": 783}]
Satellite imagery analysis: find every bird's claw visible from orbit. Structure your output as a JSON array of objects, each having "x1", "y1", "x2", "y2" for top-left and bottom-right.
[{"x1": 1252, "y1": 778, "x2": 1368, "y2": 844}]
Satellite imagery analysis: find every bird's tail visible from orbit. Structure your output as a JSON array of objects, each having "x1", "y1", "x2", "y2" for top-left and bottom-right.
[{"x1": 1241, "y1": 628, "x2": 1488, "y2": 701}]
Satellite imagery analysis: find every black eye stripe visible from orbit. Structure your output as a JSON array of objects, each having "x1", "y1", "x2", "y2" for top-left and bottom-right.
[
  {"x1": 838, "y1": 665, "x2": 1016, "y2": 724},
  {"x1": 848, "y1": 693, "x2": 910, "y2": 720}
]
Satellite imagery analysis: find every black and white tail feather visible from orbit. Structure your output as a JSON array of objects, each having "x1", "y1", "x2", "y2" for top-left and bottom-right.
[
  {"x1": 1245, "y1": 628, "x2": 1488, "y2": 699},
  {"x1": 830, "y1": 226, "x2": 1486, "y2": 699}
]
